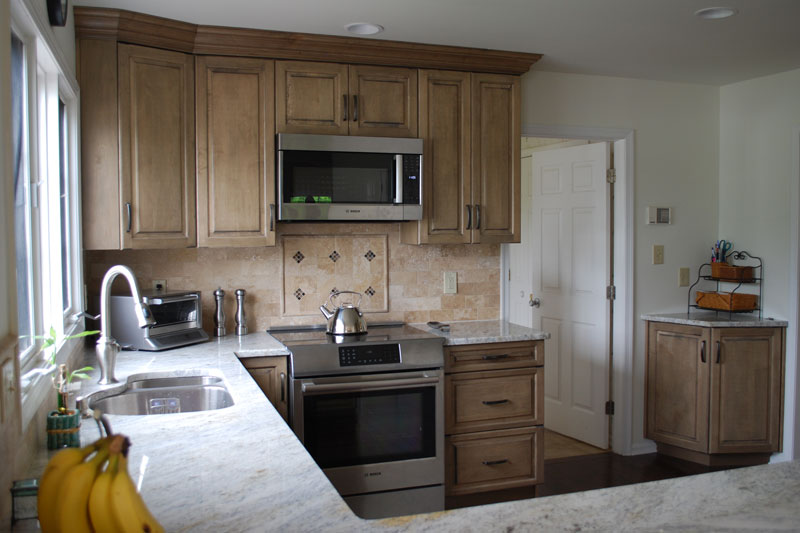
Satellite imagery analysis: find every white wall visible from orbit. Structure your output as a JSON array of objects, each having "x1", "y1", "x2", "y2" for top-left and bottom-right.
[
  {"x1": 719, "y1": 68, "x2": 800, "y2": 460},
  {"x1": 520, "y1": 70, "x2": 720, "y2": 452}
]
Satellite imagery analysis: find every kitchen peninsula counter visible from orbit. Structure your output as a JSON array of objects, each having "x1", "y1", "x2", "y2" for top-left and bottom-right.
[
  {"x1": 21, "y1": 328, "x2": 800, "y2": 532},
  {"x1": 414, "y1": 319, "x2": 551, "y2": 345}
]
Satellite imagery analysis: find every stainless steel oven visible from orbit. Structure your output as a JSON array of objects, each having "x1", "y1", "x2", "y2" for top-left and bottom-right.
[{"x1": 270, "y1": 324, "x2": 444, "y2": 519}]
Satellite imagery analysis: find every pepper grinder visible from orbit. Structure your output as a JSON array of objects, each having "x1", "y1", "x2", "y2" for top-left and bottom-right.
[
  {"x1": 213, "y1": 288, "x2": 226, "y2": 337},
  {"x1": 235, "y1": 289, "x2": 247, "y2": 336}
]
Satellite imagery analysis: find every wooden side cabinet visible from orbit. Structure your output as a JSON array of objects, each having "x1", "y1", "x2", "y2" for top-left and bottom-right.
[
  {"x1": 196, "y1": 56, "x2": 276, "y2": 247},
  {"x1": 444, "y1": 341, "x2": 544, "y2": 500},
  {"x1": 645, "y1": 321, "x2": 785, "y2": 465},
  {"x1": 276, "y1": 61, "x2": 417, "y2": 137},
  {"x1": 240, "y1": 356, "x2": 289, "y2": 422}
]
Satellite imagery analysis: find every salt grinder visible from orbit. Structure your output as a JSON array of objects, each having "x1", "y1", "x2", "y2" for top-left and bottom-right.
[
  {"x1": 235, "y1": 289, "x2": 247, "y2": 336},
  {"x1": 213, "y1": 288, "x2": 226, "y2": 337}
]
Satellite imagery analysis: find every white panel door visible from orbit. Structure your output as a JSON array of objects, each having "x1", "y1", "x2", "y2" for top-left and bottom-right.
[
  {"x1": 506, "y1": 154, "x2": 534, "y2": 326},
  {"x1": 533, "y1": 142, "x2": 610, "y2": 448}
]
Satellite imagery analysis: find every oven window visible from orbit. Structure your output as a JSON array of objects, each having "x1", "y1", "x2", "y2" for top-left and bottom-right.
[
  {"x1": 303, "y1": 386, "x2": 436, "y2": 469},
  {"x1": 282, "y1": 151, "x2": 395, "y2": 204},
  {"x1": 149, "y1": 300, "x2": 197, "y2": 325}
]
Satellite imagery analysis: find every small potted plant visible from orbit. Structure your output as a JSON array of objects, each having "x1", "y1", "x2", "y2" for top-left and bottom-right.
[{"x1": 35, "y1": 327, "x2": 99, "y2": 449}]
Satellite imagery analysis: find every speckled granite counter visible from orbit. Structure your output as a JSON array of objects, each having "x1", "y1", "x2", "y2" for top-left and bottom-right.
[
  {"x1": 413, "y1": 319, "x2": 550, "y2": 345},
  {"x1": 22, "y1": 327, "x2": 800, "y2": 532},
  {"x1": 642, "y1": 312, "x2": 788, "y2": 328}
]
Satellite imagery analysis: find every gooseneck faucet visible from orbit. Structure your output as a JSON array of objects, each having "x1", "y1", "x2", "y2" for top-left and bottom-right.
[{"x1": 96, "y1": 265, "x2": 155, "y2": 384}]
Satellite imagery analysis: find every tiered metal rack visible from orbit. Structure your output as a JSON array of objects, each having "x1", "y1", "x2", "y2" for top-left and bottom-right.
[{"x1": 687, "y1": 250, "x2": 763, "y2": 319}]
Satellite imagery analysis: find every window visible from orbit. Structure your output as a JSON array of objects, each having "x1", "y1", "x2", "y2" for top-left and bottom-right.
[{"x1": 11, "y1": 2, "x2": 84, "y2": 425}]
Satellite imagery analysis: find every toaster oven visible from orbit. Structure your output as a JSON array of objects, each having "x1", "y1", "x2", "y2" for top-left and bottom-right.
[{"x1": 109, "y1": 289, "x2": 209, "y2": 351}]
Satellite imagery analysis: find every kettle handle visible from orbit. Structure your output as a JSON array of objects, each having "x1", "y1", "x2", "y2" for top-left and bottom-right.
[{"x1": 329, "y1": 290, "x2": 362, "y2": 307}]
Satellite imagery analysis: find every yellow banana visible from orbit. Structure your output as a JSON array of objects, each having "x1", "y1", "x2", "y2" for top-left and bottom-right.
[
  {"x1": 89, "y1": 437, "x2": 124, "y2": 533},
  {"x1": 110, "y1": 453, "x2": 165, "y2": 533},
  {"x1": 37, "y1": 438, "x2": 107, "y2": 533},
  {"x1": 54, "y1": 440, "x2": 111, "y2": 533}
]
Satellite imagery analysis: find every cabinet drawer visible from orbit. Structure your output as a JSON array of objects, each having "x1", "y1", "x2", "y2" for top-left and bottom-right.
[
  {"x1": 446, "y1": 426, "x2": 543, "y2": 495},
  {"x1": 445, "y1": 341, "x2": 542, "y2": 373},
  {"x1": 446, "y1": 368, "x2": 543, "y2": 434}
]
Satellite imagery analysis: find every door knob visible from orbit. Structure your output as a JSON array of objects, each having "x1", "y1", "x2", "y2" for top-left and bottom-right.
[{"x1": 529, "y1": 294, "x2": 541, "y2": 308}]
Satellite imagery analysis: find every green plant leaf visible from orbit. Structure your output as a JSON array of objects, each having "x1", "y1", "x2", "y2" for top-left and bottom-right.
[{"x1": 64, "y1": 330, "x2": 100, "y2": 340}]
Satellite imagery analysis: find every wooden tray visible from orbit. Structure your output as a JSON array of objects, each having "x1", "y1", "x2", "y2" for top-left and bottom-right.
[
  {"x1": 710, "y1": 263, "x2": 754, "y2": 281},
  {"x1": 696, "y1": 290, "x2": 758, "y2": 311}
]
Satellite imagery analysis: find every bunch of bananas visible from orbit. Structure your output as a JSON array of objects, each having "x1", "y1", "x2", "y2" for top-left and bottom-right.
[{"x1": 37, "y1": 434, "x2": 164, "y2": 533}]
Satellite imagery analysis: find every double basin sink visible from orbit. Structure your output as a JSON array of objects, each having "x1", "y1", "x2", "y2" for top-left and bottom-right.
[{"x1": 79, "y1": 372, "x2": 234, "y2": 416}]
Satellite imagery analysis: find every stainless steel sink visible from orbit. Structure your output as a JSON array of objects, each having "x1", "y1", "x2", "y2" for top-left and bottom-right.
[{"x1": 80, "y1": 372, "x2": 234, "y2": 415}]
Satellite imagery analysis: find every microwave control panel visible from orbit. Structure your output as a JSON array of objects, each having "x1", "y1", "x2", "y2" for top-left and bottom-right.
[
  {"x1": 402, "y1": 155, "x2": 421, "y2": 205},
  {"x1": 339, "y1": 344, "x2": 401, "y2": 366}
]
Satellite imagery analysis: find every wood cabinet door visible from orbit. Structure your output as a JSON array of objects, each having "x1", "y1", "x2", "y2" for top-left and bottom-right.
[
  {"x1": 470, "y1": 73, "x2": 520, "y2": 244},
  {"x1": 402, "y1": 70, "x2": 470, "y2": 244},
  {"x1": 709, "y1": 327, "x2": 784, "y2": 453},
  {"x1": 241, "y1": 357, "x2": 289, "y2": 422},
  {"x1": 118, "y1": 44, "x2": 196, "y2": 249},
  {"x1": 275, "y1": 61, "x2": 348, "y2": 135},
  {"x1": 645, "y1": 322, "x2": 711, "y2": 452},
  {"x1": 196, "y1": 56, "x2": 275, "y2": 247},
  {"x1": 348, "y1": 65, "x2": 418, "y2": 137}
]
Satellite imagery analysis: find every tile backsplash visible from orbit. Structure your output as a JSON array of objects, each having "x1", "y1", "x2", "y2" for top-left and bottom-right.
[{"x1": 84, "y1": 223, "x2": 501, "y2": 332}]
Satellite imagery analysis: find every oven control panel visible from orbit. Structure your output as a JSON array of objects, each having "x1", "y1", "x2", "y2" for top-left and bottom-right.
[{"x1": 339, "y1": 344, "x2": 401, "y2": 366}]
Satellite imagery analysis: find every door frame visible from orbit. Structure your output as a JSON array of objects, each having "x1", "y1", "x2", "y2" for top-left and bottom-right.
[
  {"x1": 785, "y1": 126, "x2": 800, "y2": 461},
  {"x1": 501, "y1": 124, "x2": 635, "y2": 455}
]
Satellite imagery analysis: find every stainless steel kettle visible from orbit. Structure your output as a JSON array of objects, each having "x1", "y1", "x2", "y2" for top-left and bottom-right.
[{"x1": 320, "y1": 291, "x2": 367, "y2": 335}]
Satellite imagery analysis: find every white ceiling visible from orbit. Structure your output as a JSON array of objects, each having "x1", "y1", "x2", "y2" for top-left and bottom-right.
[{"x1": 73, "y1": 0, "x2": 800, "y2": 86}]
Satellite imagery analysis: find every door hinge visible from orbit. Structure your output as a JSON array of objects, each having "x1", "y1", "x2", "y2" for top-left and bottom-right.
[
  {"x1": 605, "y1": 400, "x2": 615, "y2": 415},
  {"x1": 508, "y1": 269, "x2": 511, "y2": 282},
  {"x1": 606, "y1": 168, "x2": 616, "y2": 184},
  {"x1": 606, "y1": 285, "x2": 616, "y2": 300}
]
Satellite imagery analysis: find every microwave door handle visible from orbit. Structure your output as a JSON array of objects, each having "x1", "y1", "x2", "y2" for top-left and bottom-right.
[
  {"x1": 395, "y1": 155, "x2": 403, "y2": 204},
  {"x1": 146, "y1": 295, "x2": 199, "y2": 305},
  {"x1": 301, "y1": 376, "x2": 440, "y2": 395}
]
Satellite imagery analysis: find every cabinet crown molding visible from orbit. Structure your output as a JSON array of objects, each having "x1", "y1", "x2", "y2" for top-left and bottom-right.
[{"x1": 75, "y1": 7, "x2": 542, "y2": 75}]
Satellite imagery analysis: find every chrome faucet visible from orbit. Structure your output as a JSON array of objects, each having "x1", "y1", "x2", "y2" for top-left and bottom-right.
[{"x1": 96, "y1": 265, "x2": 155, "y2": 384}]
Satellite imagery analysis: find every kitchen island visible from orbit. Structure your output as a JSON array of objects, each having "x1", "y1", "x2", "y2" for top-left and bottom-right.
[{"x1": 21, "y1": 321, "x2": 800, "y2": 532}]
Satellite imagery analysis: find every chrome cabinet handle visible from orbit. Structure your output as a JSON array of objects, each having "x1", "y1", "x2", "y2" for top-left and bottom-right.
[
  {"x1": 125, "y1": 202, "x2": 132, "y2": 233},
  {"x1": 482, "y1": 459, "x2": 509, "y2": 466},
  {"x1": 269, "y1": 203, "x2": 275, "y2": 232},
  {"x1": 466, "y1": 205, "x2": 472, "y2": 230},
  {"x1": 482, "y1": 399, "x2": 509, "y2": 406},
  {"x1": 482, "y1": 354, "x2": 509, "y2": 361},
  {"x1": 700, "y1": 340, "x2": 706, "y2": 363},
  {"x1": 280, "y1": 371, "x2": 285, "y2": 402},
  {"x1": 353, "y1": 94, "x2": 358, "y2": 122},
  {"x1": 343, "y1": 95, "x2": 348, "y2": 121},
  {"x1": 475, "y1": 205, "x2": 481, "y2": 230},
  {"x1": 715, "y1": 341, "x2": 721, "y2": 364}
]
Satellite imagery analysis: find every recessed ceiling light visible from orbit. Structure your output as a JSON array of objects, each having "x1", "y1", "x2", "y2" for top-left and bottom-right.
[
  {"x1": 694, "y1": 7, "x2": 738, "y2": 19},
  {"x1": 345, "y1": 22, "x2": 384, "y2": 36}
]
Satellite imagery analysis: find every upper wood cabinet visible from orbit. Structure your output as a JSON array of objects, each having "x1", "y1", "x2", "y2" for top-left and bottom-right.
[
  {"x1": 119, "y1": 44, "x2": 196, "y2": 249},
  {"x1": 276, "y1": 61, "x2": 418, "y2": 137},
  {"x1": 402, "y1": 72, "x2": 520, "y2": 245},
  {"x1": 645, "y1": 321, "x2": 785, "y2": 465},
  {"x1": 81, "y1": 41, "x2": 196, "y2": 249},
  {"x1": 196, "y1": 56, "x2": 276, "y2": 247}
]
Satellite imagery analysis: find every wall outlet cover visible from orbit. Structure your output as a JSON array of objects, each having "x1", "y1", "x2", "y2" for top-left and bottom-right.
[
  {"x1": 679, "y1": 267, "x2": 690, "y2": 287},
  {"x1": 443, "y1": 271, "x2": 457, "y2": 294},
  {"x1": 152, "y1": 279, "x2": 167, "y2": 292}
]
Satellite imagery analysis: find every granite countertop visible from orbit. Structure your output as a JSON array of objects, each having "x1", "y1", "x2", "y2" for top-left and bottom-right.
[
  {"x1": 22, "y1": 323, "x2": 800, "y2": 532},
  {"x1": 642, "y1": 311, "x2": 789, "y2": 328},
  {"x1": 413, "y1": 319, "x2": 550, "y2": 345}
]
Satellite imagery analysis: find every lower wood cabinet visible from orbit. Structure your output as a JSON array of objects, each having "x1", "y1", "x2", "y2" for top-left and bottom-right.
[
  {"x1": 240, "y1": 356, "x2": 288, "y2": 422},
  {"x1": 645, "y1": 321, "x2": 785, "y2": 465},
  {"x1": 444, "y1": 341, "x2": 544, "y2": 499}
]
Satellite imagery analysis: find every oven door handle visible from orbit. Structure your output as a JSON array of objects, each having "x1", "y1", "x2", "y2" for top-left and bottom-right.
[{"x1": 301, "y1": 376, "x2": 440, "y2": 395}]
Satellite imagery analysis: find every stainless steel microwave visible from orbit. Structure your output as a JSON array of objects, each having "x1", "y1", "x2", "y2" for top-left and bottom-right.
[{"x1": 277, "y1": 133, "x2": 423, "y2": 221}]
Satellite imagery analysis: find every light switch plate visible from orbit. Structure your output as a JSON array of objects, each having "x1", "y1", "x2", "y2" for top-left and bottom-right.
[
  {"x1": 443, "y1": 271, "x2": 457, "y2": 294},
  {"x1": 653, "y1": 245, "x2": 664, "y2": 265},
  {"x1": 679, "y1": 267, "x2": 690, "y2": 287}
]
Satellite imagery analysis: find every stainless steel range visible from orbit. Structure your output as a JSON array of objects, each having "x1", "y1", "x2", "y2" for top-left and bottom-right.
[{"x1": 268, "y1": 323, "x2": 445, "y2": 519}]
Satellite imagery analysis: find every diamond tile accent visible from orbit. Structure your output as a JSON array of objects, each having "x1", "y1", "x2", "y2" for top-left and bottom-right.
[
  {"x1": 364, "y1": 250, "x2": 376, "y2": 262},
  {"x1": 329, "y1": 250, "x2": 340, "y2": 262},
  {"x1": 365, "y1": 286, "x2": 376, "y2": 297},
  {"x1": 292, "y1": 251, "x2": 305, "y2": 263},
  {"x1": 293, "y1": 288, "x2": 306, "y2": 300}
]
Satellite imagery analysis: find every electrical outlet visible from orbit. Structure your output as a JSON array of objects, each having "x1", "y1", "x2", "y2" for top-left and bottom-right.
[
  {"x1": 652, "y1": 245, "x2": 664, "y2": 265},
  {"x1": 152, "y1": 279, "x2": 167, "y2": 292},
  {"x1": 443, "y1": 271, "x2": 457, "y2": 294},
  {"x1": 679, "y1": 267, "x2": 690, "y2": 287}
]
